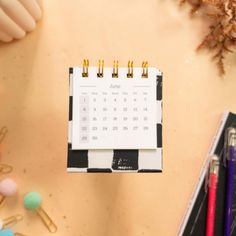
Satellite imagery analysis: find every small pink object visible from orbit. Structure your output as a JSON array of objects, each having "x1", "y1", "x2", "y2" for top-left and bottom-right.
[
  {"x1": 0, "y1": 178, "x2": 17, "y2": 197},
  {"x1": 205, "y1": 155, "x2": 220, "y2": 236}
]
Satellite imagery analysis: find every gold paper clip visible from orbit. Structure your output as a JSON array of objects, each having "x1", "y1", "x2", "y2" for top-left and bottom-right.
[
  {"x1": 36, "y1": 206, "x2": 57, "y2": 233},
  {"x1": 142, "y1": 61, "x2": 148, "y2": 78},
  {"x1": 0, "y1": 214, "x2": 23, "y2": 229},
  {"x1": 0, "y1": 164, "x2": 13, "y2": 174},
  {"x1": 24, "y1": 192, "x2": 57, "y2": 233},
  {"x1": 112, "y1": 60, "x2": 119, "y2": 78},
  {"x1": 0, "y1": 127, "x2": 8, "y2": 144},
  {"x1": 97, "y1": 60, "x2": 104, "y2": 78},
  {"x1": 127, "y1": 61, "x2": 133, "y2": 78},
  {"x1": 15, "y1": 233, "x2": 27, "y2": 236},
  {"x1": 82, "y1": 59, "x2": 89, "y2": 77}
]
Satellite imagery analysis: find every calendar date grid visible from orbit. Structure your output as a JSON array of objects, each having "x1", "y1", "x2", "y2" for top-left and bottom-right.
[{"x1": 79, "y1": 90, "x2": 151, "y2": 143}]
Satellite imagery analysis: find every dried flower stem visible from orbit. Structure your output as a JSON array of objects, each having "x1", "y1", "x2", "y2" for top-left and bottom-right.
[{"x1": 181, "y1": 0, "x2": 236, "y2": 75}]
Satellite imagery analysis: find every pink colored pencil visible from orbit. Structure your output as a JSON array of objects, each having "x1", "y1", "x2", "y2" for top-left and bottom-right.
[{"x1": 206, "y1": 155, "x2": 220, "y2": 236}]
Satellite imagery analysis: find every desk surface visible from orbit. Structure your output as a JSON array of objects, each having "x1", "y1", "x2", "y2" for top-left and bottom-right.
[{"x1": 1, "y1": 1, "x2": 236, "y2": 235}]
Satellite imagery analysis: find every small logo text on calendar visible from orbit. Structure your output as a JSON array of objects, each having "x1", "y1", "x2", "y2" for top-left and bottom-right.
[{"x1": 110, "y1": 84, "x2": 120, "y2": 89}]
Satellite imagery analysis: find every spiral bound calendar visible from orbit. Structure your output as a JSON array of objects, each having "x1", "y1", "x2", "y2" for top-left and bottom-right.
[{"x1": 67, "y1": 60, "x2": 163, "y2": 173}]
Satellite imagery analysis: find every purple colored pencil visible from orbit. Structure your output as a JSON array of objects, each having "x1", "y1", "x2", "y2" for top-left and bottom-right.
[{"x1": 224, "y1": 127, "x2": 236, "y2": 236}]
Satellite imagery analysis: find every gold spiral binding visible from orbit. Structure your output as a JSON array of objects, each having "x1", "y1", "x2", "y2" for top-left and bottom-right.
[
  {"x1": 112, "y1": 60, "x2": 119, "y2": 78},
  {"x1": 127, "y1": 61, "x2": 133, "y2": 78},
  {"x1": 142, "y1": 61, "x2": 148, "y2": 78},
  {"x1": 97, "y1": 60, "x2": 104, "y2": 78},
  {"x1": 82, "y1": 59, "x2": 89, "y2": 77}
]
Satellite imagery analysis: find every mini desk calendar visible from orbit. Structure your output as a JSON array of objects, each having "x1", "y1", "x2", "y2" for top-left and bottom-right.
[{"x1": 67, "y1": 60, "x2": 163, "y2": 173}]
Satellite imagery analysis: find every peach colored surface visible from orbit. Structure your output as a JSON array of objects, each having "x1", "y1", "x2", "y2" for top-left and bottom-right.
[{"x1": 0, "y1": 1, "x2": 236, "y2": 236}]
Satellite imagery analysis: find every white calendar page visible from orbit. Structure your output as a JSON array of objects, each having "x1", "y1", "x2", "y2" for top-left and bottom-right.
[{"x1": 72, "y1": 67, "x2": 157, "y2": 150}]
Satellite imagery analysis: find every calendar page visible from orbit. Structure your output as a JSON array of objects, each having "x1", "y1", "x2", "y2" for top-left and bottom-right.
[{"x1": 72, "y1": 67, "x2": 157, "y2": 150}]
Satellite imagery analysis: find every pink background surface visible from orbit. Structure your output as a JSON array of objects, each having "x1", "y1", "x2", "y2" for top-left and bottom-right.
[{"x1": 0, "y1": 1, "x2": 236, "y2": 235}]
